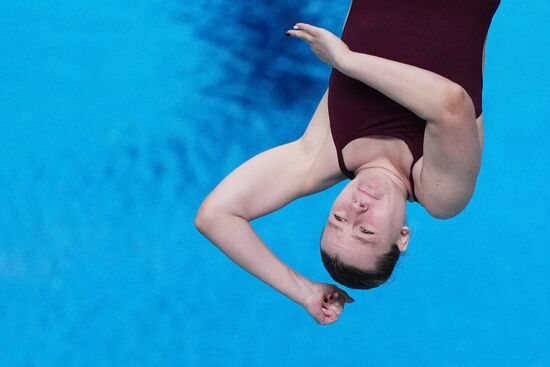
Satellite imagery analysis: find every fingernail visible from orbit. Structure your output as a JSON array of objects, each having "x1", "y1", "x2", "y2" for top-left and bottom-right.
[{"x1": 293, "y1": 25, "x2": 299, "y2": 29}]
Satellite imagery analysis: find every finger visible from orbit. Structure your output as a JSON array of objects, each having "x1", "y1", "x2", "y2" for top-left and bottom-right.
[
  {"x1": 335, "y1": 289, "x2": 355, "y2": 303},
  {"x1": 343, "y1": 291, "x2": 355, "y2": 303},
  {"x1": 323, "y1": 303, "x2": 342, "y2": 317},
  {"x1": 329, "y1": 292, "x2": 346, "y2": 307},
  {"x1": 329, "y1": 310, "x2": 342, "y2": 319},
  {"x1": 322, "y1": 308, "x2": 339, "y2": 324},
  {"x1": 295, "y1": 23, "x2": 320, "y2": 36},
  {"x1": 333, "y1": 292, "x2": 345, "y2": 305},
  {"x1": 286, "y1": 29, "x2": 314, "y2": 43},
  {"x1": 321, "y1": 310, "x2": 336, "y2": 325},
  {"x1": 320, "y1": 308, "x2": 331, "y2": 324},
  {"x1": 325, "y1": 316, "x2": 336, "y2": 325}
]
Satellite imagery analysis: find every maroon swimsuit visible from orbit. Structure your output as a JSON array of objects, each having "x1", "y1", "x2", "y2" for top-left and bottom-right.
[{"x1": 328, "y1": 0, "x2": 501, "y2": 201}]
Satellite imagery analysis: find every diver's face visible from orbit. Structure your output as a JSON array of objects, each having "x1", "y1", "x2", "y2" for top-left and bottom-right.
[{"x1": 321, "y1": 171, "x2": 409, "y2": 270}]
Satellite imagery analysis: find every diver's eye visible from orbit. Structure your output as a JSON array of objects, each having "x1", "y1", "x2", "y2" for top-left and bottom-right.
[
  {"x1": 334, "y1": 214, "x2": 344, "y2": 222},
  {"x1": 360, "y1": 227, "x2": 375, "y2": 235}
]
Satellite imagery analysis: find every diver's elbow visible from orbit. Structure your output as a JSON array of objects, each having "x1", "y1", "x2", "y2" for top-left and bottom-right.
[{"x1": 195, "y1": 202, "x2": 220, "y2": 233}]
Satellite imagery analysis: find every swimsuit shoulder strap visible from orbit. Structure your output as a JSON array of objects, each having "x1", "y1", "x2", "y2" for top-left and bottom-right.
[
  {"x1": 409, "y1": 160, "x2": 417, "y2": 202},
  {"x1": 336, "y1": 145, "x2": 356, "y2": 180}
]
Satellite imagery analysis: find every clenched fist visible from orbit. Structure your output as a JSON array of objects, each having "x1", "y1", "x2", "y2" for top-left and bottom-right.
[{"x1": 301, "y1": 281, "x2": 355, "y2": 325}]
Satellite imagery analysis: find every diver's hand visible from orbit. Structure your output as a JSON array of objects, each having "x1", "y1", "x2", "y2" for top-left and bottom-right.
[
  {"x1": 286, "y1": 22, "x2": 351, "y2": 69},
  {"x1": 301, "y1": 281, "x2": 355, "y2": 325}
]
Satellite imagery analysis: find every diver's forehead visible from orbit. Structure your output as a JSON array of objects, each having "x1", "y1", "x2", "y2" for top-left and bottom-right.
[{"x1": 323, "y1": 230, "x2": 379, "y2": 269}]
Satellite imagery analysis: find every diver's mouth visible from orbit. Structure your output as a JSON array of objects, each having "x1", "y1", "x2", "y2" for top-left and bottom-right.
[{"x1": 358, "y1": 185, "x2": 382, "y2": 200}]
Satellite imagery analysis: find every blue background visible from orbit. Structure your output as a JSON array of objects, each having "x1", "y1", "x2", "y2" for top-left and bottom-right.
[{"x1": 1, "y1": 0, "x2": 549, "y2": 366}]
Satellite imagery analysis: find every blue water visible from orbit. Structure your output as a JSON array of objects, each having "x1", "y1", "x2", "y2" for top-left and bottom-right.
[{"x1": 1, "y1": 0, "x2": 549, "y2": 366}]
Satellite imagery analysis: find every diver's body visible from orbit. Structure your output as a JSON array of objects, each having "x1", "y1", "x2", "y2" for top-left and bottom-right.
[{"x1": 195, "y1": 1, "x2": 501, "y2": 324}]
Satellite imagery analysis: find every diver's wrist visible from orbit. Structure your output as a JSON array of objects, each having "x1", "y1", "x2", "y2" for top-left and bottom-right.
[
  {"x1": 334, "y1": 49, "x2": 355, "y2": 73},
  {"x1": 292, "y1": 274, "x2": 317, "y2": 306},
  {"x1": 284, "y1": 266, "x2": 312, "y2": 305}
]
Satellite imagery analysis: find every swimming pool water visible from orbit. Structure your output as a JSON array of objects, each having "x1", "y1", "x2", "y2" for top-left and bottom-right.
[{"x1": 1, "y1": 0, "x2": 549, "y2": 366}]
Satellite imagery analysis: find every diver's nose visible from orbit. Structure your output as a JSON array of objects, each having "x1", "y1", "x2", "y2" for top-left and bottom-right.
[{"x1": 352, "y1": 199, "x2": 368, "y2": 211}]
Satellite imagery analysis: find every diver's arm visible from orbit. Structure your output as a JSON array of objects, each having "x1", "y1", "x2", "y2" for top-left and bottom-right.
[
  {"x1": 341, "y1": 49, "x2": 483, "y2": 216},
  {"x1": 195, "y1": 209, "x2": 315, "y2": 305},
  {"x1": 195, "y1": 140, "x2": 319, "y2": 306},
  {"x1": 341, "y1": 40, "x2": 484, "y2": 217},
  {"x1": 415, "y1": 37, "x2": 487, "y2": 217},
  {"x1": 288, "y1": 23, "x2": 463, "y2": 123},
  {"x1": 336, "y1": 51, "x2": 464, "y2": 123}
]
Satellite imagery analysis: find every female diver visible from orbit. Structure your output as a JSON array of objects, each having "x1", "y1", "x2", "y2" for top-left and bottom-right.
[{"x1": 195, "y1": 0, "x2": 501, "y2": 324}]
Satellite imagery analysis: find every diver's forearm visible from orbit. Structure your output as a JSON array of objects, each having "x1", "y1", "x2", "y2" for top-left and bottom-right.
[
  {"x1": 196, "y1": 214, "x2": 314, "y2": 305},
  {"x1": 336, "y1": 51, "x2": 459, "y2": 121}
]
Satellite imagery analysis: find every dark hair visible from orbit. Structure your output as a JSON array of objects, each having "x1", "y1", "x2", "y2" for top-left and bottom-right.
[{"x1": 320, "y1": 228, "x2": 402, "y2": 289}]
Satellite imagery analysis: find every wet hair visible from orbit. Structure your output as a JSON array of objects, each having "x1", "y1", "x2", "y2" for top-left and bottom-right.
[{"x1": 320, "y1": 227, "x2": 402, "y2": 289}]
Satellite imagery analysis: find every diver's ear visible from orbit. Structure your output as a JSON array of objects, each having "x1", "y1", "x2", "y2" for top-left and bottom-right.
[{"x1": 396, "y1": 226, "x2": 410, "y2": 252}]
